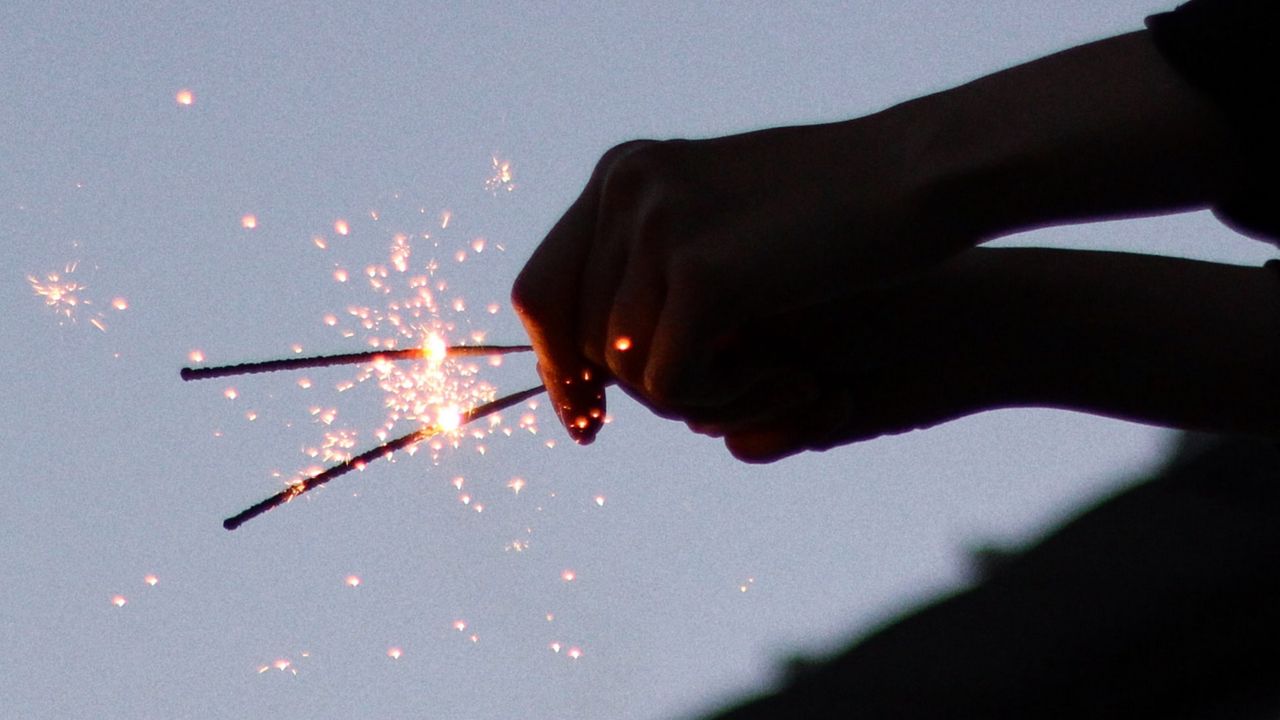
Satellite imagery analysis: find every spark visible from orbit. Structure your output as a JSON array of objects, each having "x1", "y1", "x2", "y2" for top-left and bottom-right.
[
  {"x1": 111, "y1": 297, "x2": 129, "y2": 311},
  {"x1": 594, "y1": 495, "x2": 606, "y2": 507},
  {"x1": 188, "y1": 350, "x2": 205, "y2": 363},
  {"x1": 560, "y1": 569, "x2": 576, "y2": 582},
  {"x1": 241, "y1": 214, "x2": 257, "y2": 230},
  {"x1": 439, "y1": 210, "x2": 452, "y2": 228},
  {"x1": 613, "y1": 336, "x2": 632, "y2": 351},
  {"x1": 144, "y1": 574, "x2": 158, "y2": 586},
  {"x1": 223, "y1": 387, "x2": 238, "y2": 400},
  {"x1": 175, "y1": 89, "x2": 194, "y2": 106},
  {"x1": 567, "y1": 647, "x2": 583, "y2": 660},
  {"x1": 738, "y1": 577, "x2": 756, "y2": 593},
  {"x1": 506, "y1": 477, "x2": 526, "y2": 494},
  {"x1": 333, "y1": 219, "x2": 350, "y2": 236},
  {"x1": 485, "y1": 156, "x2": 516, "y2": 194},
  {"x1": 111, "y1": 594, "x2": 127, "y2": 607},
  {"x1": 345, "y1": 575, "x2": 361, "y2": 587},
  {"x1": 549, "y1": 642, "x2": 562, "y2": 653},
  {"x1": 387, "y1": 647, "x2": 403, "y2": 660},
  {"x1": 452, "y1": 619, "x2": 467, "y2": 632}
]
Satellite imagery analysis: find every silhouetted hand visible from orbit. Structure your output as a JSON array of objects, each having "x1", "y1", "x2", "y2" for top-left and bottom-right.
[{"x1": 511, "y1": 119, "x2": 964, "y2": 444}]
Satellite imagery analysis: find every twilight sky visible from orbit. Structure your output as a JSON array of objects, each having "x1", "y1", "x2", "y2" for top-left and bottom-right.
[{"x1": 2, "y1": 2, "x2": 1272, "y2": 718}]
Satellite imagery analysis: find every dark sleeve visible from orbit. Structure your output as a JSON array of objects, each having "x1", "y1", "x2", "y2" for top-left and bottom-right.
[{"x1": 1146, "y1": 0, "x2": 1280, "y2": 243}]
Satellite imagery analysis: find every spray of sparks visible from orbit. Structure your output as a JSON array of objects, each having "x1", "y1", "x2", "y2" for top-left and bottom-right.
[
  {"x1": 484, "y1": 156, "x2": 516, "y2": 194},
  {"x1": 27, "y1": 261, "x2": 128, "y2": 332}
]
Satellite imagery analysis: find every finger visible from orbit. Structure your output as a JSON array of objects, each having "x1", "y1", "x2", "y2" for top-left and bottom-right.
[
  {"x1": 602, "y1": 257, "x2": 664, "y2": 394},
  {"x1": 513, "y1": 147, "x2": 649, "y2": 443}
]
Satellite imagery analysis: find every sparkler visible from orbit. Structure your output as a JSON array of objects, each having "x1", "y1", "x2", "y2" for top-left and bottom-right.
[
  {"x1": 220, "y1": 383, "x2": 543, "y2": 530},
  {"x1": 183, "y1": 344, "x2": 542, "y2": 529},
  {"x1": 180, "y1": 344, "x2": 531, "y2": 381}
]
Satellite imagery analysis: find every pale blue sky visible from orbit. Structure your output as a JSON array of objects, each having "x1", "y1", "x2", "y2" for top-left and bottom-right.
[{"x1": 2, "y1": 2, "x2": 1271, "y2": 718}]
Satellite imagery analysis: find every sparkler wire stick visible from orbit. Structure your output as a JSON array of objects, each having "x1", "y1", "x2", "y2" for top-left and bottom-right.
[
  {"x1": 222, "y1": 384, "x2": 546, "y2": 531},
  {"x1": 180, "y1": 344, "x2": 533, "y2": 381}
]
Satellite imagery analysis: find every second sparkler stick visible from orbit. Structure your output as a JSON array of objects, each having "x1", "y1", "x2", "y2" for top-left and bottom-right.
[{"x1": 222, "y1": 384, "x2": 546, "y2": 531}]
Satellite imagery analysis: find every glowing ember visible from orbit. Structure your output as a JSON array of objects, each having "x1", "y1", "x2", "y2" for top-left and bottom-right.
[
  {"x1": 333, "y1": 219, "x2": 350, "y2": 236},
  {"x1": 452, "y1": 619, "x2": 467, "y2": 632},
  {"x1": 223, "y1": 387, "x2": 238, "y2": 400},
  {"x1": 110, "y1": 594, "x2": 127, "y2": 607},
  {"x1": 739, "y1": 577, "x2": 756, "y2": 593},
  {"x1": 387, "y1": 646, "x2": 403, "y2": 660},
  {"x1": 594, "y1": 495, "x2": 606, "y2": 507},
  {"x1": 188, "y1": 350, "x2": 205, "y2": 363},
  {"x1": 345, "y1": 575, "x2": 361, "y2": 587},
  {"x1": 111, "y1": 297, "x2": 129, "y2": 311},
  {"x1": 144, "y1": 574, "x2": 158, "y2": 586},
  {"x1": 613, "y1": 336, "x2": 632, "y2": 351},
  {"x1": 241, "y1": 214, "x2": 258, "y2": 229},
  {"x1": 560, "y1": 569, "x2": 576, "y2": 582},
  {"x1": 506, "y1": 477, "x2": 526, "y2": 494},
  {"x1": 549, "y1": 642, "x2": 562, "y2": 653},
  {"x1": 175, "y1": 89, "x2": 194, "y2": 106},
  {"x1": 567, "y1": 647, "x2": 583, "y2": 660}
]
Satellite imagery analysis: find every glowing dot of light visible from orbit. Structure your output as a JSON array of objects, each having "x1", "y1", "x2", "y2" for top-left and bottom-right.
[
  {"x1": 507, "y1": 477, "x2": 525, "y2": 494},
  {"x1": 333, "y1": 268, "x2": 349, "y2": 282},
  {"x1": 333, "y1": 219, "x2": 350, "y2": 236},
  {"x1": 471, "y1": 238, "x2": 486, "y2": 252},
  {"x1": 451, "y1": 477, "x2": 465, "y2": 490},
  {"x1": 387, "y1": 647, "x2": 403, "y2": 660},
  {"x1": 144, "y1": 574, "x2": 158, "y2": 586},
  {"x1": 224, "y1": 387, "x2": 238, "y2": 400},
  {"x1": 345, "y1": 575, "x2": 361, "y2": 588},
  {"x1": 549, "y1": 642, "x2": 562, "y2": 653},
  {"x1": 614, "y1": 336, "x2": 632, "y2": 351},
  {"x1": 546, "y1": 613, "x2": 555, "y2": 622},
  {"x1": 111, "y1": 297, "x2": 128, "y2": 311},
  {"x1": 470, "y1": 634, "x2": 479, "y2": 643},
  {"x1": 175, "y1": 89, "x2": 194, "y2": 105},
  {"x1": 567, "y1": 647, "x2": 583, "y2": 660},
  {"x1": 486, "y1": 302, "x2": 500, "y2": 315},
  {"x1": 452, "y1": 620, "x2": 467, "y2": 632},
  {"x1": 188, "y1": 350, "x2": 205, "y2": 363},
  {"x1": 440, "y1": 210, "x2": 452, "y2": 228},
  {"x1": 241, "y1": 214, "x2": 257, "y2": 230},
  {"x1": 594, "y1": 495, "x2": 606, "y2": 507},
  {"x1": 436, "y1": 405, "x2": 461, "y2": 432},
  {"x1": 560, "y1": 569, "x2": 576, "y2": 582},
  {"x1": 111, "y1": 594, "x2": 127, "y2": 607},
  {"x1": 273, "y1": 659, "x2": 291, "y2": 672},
  {"x1": 297, "y1": 378, "x2": 312, "y2": 389}
]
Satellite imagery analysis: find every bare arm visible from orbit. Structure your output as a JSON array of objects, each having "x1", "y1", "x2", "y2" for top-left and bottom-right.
[{"x1": 513, "y1": 28, "x2": 1257, "y2": 449}]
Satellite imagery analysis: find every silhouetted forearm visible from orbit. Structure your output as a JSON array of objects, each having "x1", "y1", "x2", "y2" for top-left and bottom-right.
[
  {"x1": 888, "y1": 30, "x2": 1245, "y2": 248},
  {"x1": 953, "y1": 248, "x2": 1280, "y2": 436}
]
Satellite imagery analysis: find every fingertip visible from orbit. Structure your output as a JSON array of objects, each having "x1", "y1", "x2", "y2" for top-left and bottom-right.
[{"x1": 538, "y1": 362, "x2": 608, "y2": 445}]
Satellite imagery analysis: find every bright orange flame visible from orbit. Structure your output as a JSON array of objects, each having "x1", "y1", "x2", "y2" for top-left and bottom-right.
[
  {"x1": 613, "y1": 336, "x2": 632, "y2": 351},
  {"x1": 175, "y1": 89, "x2": 194, "y2": 106}
]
